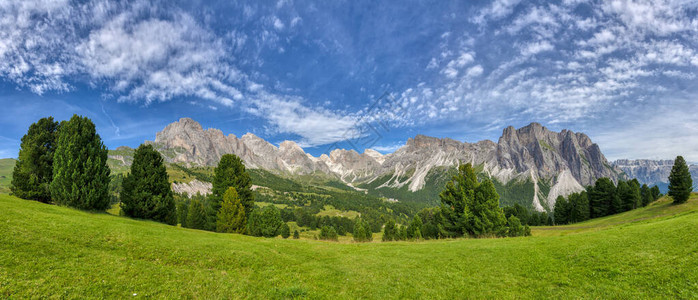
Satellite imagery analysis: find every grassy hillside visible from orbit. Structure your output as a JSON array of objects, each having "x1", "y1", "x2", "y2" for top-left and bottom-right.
[
  {"x1": 0, "y1": 158, "x2": 16, "y2": 193},
  {"x1": 1, "y1": 194, "x2": 697, "y2": 298}
]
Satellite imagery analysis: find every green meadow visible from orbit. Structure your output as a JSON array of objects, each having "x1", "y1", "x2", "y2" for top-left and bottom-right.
[{"x1": 1, "y1": 193, "x2": 697, "y2": 299}]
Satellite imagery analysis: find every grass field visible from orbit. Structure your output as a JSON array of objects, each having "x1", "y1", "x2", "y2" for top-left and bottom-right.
[
  {"x1": 1, "y1": 194, "x2": 697, "y2": 298},
  {"x1": 0, "y1": 159, "x2": 16, "y2": 194}
]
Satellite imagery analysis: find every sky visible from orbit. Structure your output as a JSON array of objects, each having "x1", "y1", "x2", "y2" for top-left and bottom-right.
[{"x1": 0, "y1": 0, "x2": 697, "y2": 161}]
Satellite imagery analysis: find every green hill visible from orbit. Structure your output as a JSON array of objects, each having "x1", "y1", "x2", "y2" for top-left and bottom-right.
[
  {"x1": 0, "y1": 158, "x2": 16, "y2": 194},
  {"x1": 1, "y1": 194, "x2": 697, "y2": 298}
]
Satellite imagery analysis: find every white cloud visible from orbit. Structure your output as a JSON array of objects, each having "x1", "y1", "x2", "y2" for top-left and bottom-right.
[
  {"x1": 272, "y1": 17, "x2": 285, "y2": 30},
  {"x1": 248, "y1": 92, "x2": 359, "y2": 147},
  {"x1": 465, "y1": 65, "x2": 484, "y2": 77},
  {"x1": 520, "y1": 41, "x2": 554, "y2": 56}
]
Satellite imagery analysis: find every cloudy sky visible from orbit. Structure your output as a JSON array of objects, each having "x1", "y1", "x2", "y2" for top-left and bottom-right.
[{"x1": 1, "y1": 0, "x2": 697, "y2": 160}]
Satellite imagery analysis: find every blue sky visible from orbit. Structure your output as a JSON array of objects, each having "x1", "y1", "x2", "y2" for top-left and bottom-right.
[{"x1": 1, "y1": 0, "x2": 697, "y2": 160}]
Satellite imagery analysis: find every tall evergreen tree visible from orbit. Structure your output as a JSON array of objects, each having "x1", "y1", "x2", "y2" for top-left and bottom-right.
[
  {"x1": 185, "y1": 199, "x2": 208, "y2": 230},
  {"x1": 589, "y1": 178, "x2": 616, "y2": 218},
  {"x1": 280, "y1": 223, "x2": 291, "y2": 239},
  {"x1": 554, "y1": 195, "x2": 569, "y2": 225},
  {"x1": 246, "y1": 206, "x2": 284, "y2": 237},
  {"x1": 507, "y1": 215, "x2": 524, "y2": 237},
  {"x1": 668, "y1": 156, "x2": 693, "y2": 204},
  {"x1": 616, "y1": 180, "x2": 634, "y2": 213},
  {"x1": 216, "y1": 187, "x2": 246, "y2": 233},
  {"x1": 407, "y1": 215, "x2": 423, "y2": 240},
  {"x1": 468, "y1": 179, "x2": 507, "y2": 237},
  {"x1": 650, "y1": 185, "x2": 661, "y2": 201},
  {"x1": 210, "y1": 154, "x2": 253, "y2": 228},
  {"x1": 50, "y1": 115, "x2": 110, "y2": 210},
  {"x1": 382, "y1": 218, "x2": 398, "y2": 241},
  {"x1": 11, "y1": 117, "x2": 59, "y2": 203},
  {"x1": 120, "y1": 144, "x2": 176, "y2": 225},
  {"x1": 438, "y1": 163, "x2": 477, "y2": 237},
  {"x1": 640, "y1": 184, "x2": 652, "y2": 207}
]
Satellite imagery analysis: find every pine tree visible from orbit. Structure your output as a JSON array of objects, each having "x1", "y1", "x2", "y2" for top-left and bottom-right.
[
  {"x1": 210, "y1": 154, "x2": 254, "y2": 229},
  {"x1": 650, "y1": 185, "x2": 661, "y2": 201},
  {"x1": 668, "y1": 156, "x2": 693, "y2": 204},
  {"x1": 353, "y1": 219, "x2": 370, "y2": 242},
  {"x1": 439, "y1": 163, "x2": 477, "y2": 237},
  {"x1": 507, "y1": 215, "x2": 524, "y2": 237},
  {"x1": 319, "y1": 226, "x2": 338, "y2": 241},
  {"x1": 293, "y1": 230, "x2": 300, "y2": 239},
  {"x1": 589, "y1": 178, "x2": 615, "y2": 218},
  {"x1": 216, "y1": 187, "x2": 246, "y2": 233},
  {"x1": 11, "y1": 117, "x2": 59, "y2": 203},
  {"x1": 616, "y1": 180, "x2": 633, "y2": 213},
  {"x1": 246, "y1": 206, "x2": 284, "y2": 237},
  {"x1": 382, "y1": 218, "x2": 398, "y2": 241},
  {"x1": 50, "y1": 115, "x2": 110, "y2": 210},
  {"x1": 554, "y1": 196, "x2": 568, "y2": 225},
  {"x1": 407, "y1": 215, "x2": 423, "y2": 240},
  {"x1": 468, "y1": 179, "x2": 507, "y2": 237},
  {"x1": 640, "y1": 184, "x2": 652, "y2": 207},
  {"x1": 120, "y1": 144, "x2": 176, "y2": 225},
  {"x1": 280, "y1": 223, "x2": 291, "y2": 239},
  {"x1": 185, "y1": 199, "x2": 208, "y2": 230}
]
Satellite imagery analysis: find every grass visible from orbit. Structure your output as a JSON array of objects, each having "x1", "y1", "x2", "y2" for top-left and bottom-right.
[
  {"x1": 0, "y1": 158, "x2": 15, "y2": 193},
  {"x1": 1, "y1": 194, "x2": 697, "y2": 298},
  {"x1": 315, "y1": 205, "x2": 361, "y2": 219}
]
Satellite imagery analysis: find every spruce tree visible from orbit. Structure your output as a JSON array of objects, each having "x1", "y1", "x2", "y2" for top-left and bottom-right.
[
  {"x1": 216, "y1": 187, "x2": 246, "y2": 233},
  {"x1": 650, "y1": 186, "x2": 661, "y2": 201},
  {"x1": 507, "y1": 215, "x2": 524, "y2": 237},
  {"x1": 280, "y1": 223, "x2": 291, "y2": 239},
  {"x1": 185, "y1": 199, "x2": 208, "y2": 230},
  {"x1": 382, "y1": 218, "x2": 398, "y2": 241},
  {"x1": 640, "y1": 184, "x2": 652, "y2": 207},
  {"x1": 438, "y1": 163, "x2": 477, "y2": 237},
  {"x1": 353, "y1": 219, "x2": 370, "y2": 242},
  {"x1": 407, "y1": 215, "x2": 423, "y2": 240},
  {"x1": 468, "y1": 179, "x2": 507, "y2": 237},
  {"x1": 11, "y1": 117, "x2": 59, "y2": 203},
  {"x1": 589, "y1": 178, "x2": 615, "y2": 218},
  {"x1": 616, "y1": 180, "x2": 633, "y2": 213},
  {"x1": 293, "y1": 230, "x2": 300, "y2": 239},
  {"x1": 554, "y1": 196, "x2": 568, "y2": 225},
  {"x1": 210, "y1": 154, "x2": 253, "y2": 228},
  {"x1": 246, "y1": 206, "x2": 283, "y2": 237},
  {"x1": 668, "y1": 156, "x2": 693, "y2": 204},
  {"x1": 120, "y1": 144, "x2": 176, "y2": 225},
  {"x1": 50, "y1": 115, "x2": 110, "y2": 210}
]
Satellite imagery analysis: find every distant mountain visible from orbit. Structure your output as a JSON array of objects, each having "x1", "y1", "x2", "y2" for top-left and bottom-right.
[
  {"x1": 612, "y1": 159, "x2": 698, "y2": 192},
  {"x1": 120, "y1": 118, "x2": 623, "y2": 211}
]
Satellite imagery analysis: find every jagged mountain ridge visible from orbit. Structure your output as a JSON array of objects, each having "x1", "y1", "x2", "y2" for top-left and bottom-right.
[
  {"x1": 612, "y1": 159, "x2": 698, "y2": 191},
  {"x1": 142, "y1": 118, "x2": 622, "y2": 211}
]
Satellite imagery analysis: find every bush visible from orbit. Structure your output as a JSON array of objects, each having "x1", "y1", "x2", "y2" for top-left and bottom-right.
[
  {"x1": 293, "y1": 230, "x2": 300, "y2": 239},
  {"x1": 247, "y1": 206, "x2": 284, "y2": 238},
  {"x1": 280, "y1": 223, "x2": 291, "y2": 239},
  {"x1": 319, "y1": 226, "x2": 338, "y2": 241}
]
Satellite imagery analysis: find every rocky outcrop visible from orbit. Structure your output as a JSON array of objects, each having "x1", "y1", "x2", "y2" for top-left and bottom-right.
[
  {"x1": 147, "y1": 118, "x2": 623, "y2": 211},
  {"x1": 171, "y1": 180, "x2": 212, "y2": 197}
]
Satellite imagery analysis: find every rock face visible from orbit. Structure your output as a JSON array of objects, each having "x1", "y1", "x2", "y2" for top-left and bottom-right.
[
  {"x1": 612, "y1": 159, "x2": 698, "y2": 187},
  {"x1": 149, "y1": 118, "x2": 623, "y2": 211}
]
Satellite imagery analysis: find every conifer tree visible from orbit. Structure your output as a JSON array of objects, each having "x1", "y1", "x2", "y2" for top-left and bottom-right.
[
  {"x1": 668, "y1": 156, "x2": 693, "y2": 204},
  {"x1": 280, "y1": 223, "x2": 291, "y2": 239},
  {"x1": 507, "y1": 215, "x2": 524, "y2": 237},
  {"x1": 382, "y1": 218, "x2": 398, "y2": 241},
  {"x1": 650, "y1": 185, "x2": 661, "y2": 201},
  {"x1": 293, "y1": 230, "x2": 300, "y2": 239},
  {"x1": 554, "y1": 195, "x2": 568, "y2": 225},
  {"x1": 589, "y1": 178, "x2": 616, "y2": 218},
  {"x1": 120, "y1": 144, "x2": 176, "y2": 225},
  {"x1": 468, "y1": 179, "x2": 507, "y2": 237},
  {"x1": 216, "y1": 187, "x2": 246, "y2": 233},
  {"x1": 407, "y1": 215, "x2": 423, "y2": 240},
  {"x1": 439, "y1": 163, "x2": 477, "y2": 237},
  {"x1": 50, "y1": 115, "x2": 110, "y2": 210},
  {"x1": 11, "y1": 117, "x2": 59, "y2": 203},
  {"x1": 640, "y1": 184, "x2": 652, "y2": 207},
  {"x1": 186, "y1": 199, "x2": 208, "y2": 230},
  {"x1": 210, "y1": 154, "x2": 253, "y2": 228}
]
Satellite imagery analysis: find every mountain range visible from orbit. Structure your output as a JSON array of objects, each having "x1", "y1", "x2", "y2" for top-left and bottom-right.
[{"x1": 116, "y1": 118, "x2": 631, "y2": 212}]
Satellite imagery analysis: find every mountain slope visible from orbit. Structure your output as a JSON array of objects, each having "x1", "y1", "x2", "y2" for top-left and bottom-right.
[
  {"x1": 141, "y1": 119, "x2": 622, "y2": 211},
  {"x1": 1, "y1": 193, "x2": 696, "y2": 298},
  {"x1": 0, "y1": 158, "x2": 16, "y2": 194}
]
